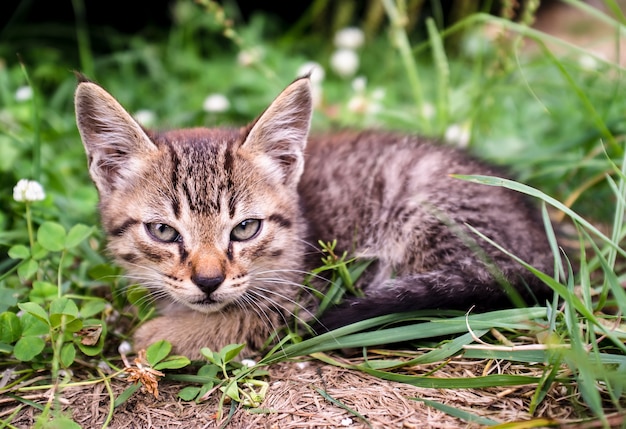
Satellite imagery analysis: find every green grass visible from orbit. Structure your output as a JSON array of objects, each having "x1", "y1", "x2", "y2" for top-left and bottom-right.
[{"x1": 1, "y1": 0, "x2": 626, "y2": 427}]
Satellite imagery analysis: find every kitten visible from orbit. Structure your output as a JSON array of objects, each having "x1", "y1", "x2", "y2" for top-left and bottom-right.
[{"x1": 75, "y1": 76, "x2": 554, "y2": 359}]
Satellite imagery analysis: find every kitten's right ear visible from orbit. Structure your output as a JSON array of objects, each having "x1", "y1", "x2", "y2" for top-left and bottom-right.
[{"x1": 75, "y1": 82, "x2": 157, "y2": 197}]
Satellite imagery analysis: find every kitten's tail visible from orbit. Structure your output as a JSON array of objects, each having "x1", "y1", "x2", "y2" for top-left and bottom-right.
[{"x1": 314, "y1": 267, "x2": 552, "y2": 332}]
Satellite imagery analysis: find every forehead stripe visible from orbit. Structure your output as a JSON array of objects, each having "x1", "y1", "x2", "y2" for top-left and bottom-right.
[{"x1": 268, "y1": 214, "x2": 292, "y2": 229}]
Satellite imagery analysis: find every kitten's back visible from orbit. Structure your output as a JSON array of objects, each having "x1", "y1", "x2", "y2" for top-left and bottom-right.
[{"x1": 301, "y1": 130, "x2": 553, "y2": 329}]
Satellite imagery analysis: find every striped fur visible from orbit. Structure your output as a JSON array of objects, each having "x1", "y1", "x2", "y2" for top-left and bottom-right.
[{"x1": 75, "y1": 77, "x2": 554, "y2": 359}]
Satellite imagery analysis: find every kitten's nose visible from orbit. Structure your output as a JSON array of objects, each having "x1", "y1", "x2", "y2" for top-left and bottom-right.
[{"x1": 192, "y1": 274, "x2": 224, "y2": 296}]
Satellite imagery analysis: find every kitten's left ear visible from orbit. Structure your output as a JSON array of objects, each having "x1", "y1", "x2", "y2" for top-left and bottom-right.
[{"x1": 242, "y1": 77, "x2": 312, "y2": 186}]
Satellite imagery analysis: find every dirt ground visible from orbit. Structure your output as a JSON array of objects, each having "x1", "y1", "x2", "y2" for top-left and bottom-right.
[{"x1": 3, "y1": 357, "x2": 601, "y2": 429}]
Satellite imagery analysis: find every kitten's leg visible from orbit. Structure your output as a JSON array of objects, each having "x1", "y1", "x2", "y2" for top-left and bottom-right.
[
  {"x1": 315, "y1": 266, "x2": 552, "y2": 332},
  {"x1": 133, "y1": 307, "x2": 275, "y2": 360}
]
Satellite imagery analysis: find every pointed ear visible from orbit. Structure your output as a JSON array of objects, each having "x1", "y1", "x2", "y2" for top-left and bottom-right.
[
  {"x1": 241, "y1": 77, "x2": 312, "y2": 187},
  {"x1": 75, "y1": 81, "x2": 157, "y2": 197}
]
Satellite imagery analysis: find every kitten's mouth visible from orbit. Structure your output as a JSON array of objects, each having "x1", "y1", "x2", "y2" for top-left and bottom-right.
[
  {"x1": 186, "y1": 296, "x2": 229, "y2": 313},
  {"x1": 191, "y1": 297, "x2": 218, "y2": 306}
]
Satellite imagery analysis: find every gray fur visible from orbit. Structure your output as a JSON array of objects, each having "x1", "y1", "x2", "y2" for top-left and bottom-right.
[{"x1": 75, "y1": 77, "x2": 553, "y2": 359}]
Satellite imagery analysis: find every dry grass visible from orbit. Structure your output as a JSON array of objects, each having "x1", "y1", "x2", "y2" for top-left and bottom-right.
[{"x1": 5, "y1": 354, "x2": 618, "y2": 429}]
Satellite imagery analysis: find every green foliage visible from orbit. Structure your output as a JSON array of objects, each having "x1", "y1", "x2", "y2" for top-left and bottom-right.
[
  {"x1": 305, "y1": 240, "x2": 372, "y2": 317},
  {"x1": 1, "y1": 0, "x2": 625, "y2": 426},
  {"x1": 170, "y1": 343, "x2": 269, "y2": 418}
]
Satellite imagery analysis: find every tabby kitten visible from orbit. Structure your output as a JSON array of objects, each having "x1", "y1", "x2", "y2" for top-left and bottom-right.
[{"x1": 75, "y1": 76, "x2": 553, "y2": 359}]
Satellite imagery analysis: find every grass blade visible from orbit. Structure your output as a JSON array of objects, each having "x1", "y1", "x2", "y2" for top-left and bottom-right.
[{"x1": 413, "y1": 397, "x2": 499, "y2": 426}]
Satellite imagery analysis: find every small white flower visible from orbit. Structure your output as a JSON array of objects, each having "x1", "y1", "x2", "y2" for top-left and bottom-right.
[
  {"x1": 420, "y1": 102, "x2": 436, "y2": 120},
  {"x1": 444, "y1": 122, "x2": 472, "y2": 148},
  {"x1": 134, "y1": 109, "x2": 156, "y2": 127},
  {"x1": 351, "y1": 76, "x2": 367, "y2": 93},
  {"x1": 297, "y1": 61, "x2": 325, "y2": 84},
  {"x1": 241, "y1": 358, "x2": 256, "y2": 367},
  {"x1": 371, "y1": 87, "x2": 385, "y2": 101},
  {"x1": 295, "y1": 361, "x2": 309, "y2": 370},
  {"x1": 578, "y1": 53, "x2": 605, "y2": 71},
  {"x1": 118, "y1": 340, "x2": 133, "y2": 356},
  {"x1": 334, "y1": 27, "x2": 365, "y2": 50},
  {"x1": 237, "y1": 47, "x2": 263, "y2": 67},
  {"x1": 330, "y1": 49, "x2": 360, "y2": 78},
  {"x1": 15, "y1": 86, "x2": 33, "y2": 102},
  {"x1": 340, "y1": 417, "x2": 353, "y2": 426},
  {"x1": 203, "y1": 93, "x2": 230, "y2": 113},
  {"x1": 13, "y1": 179, "x2": 45, "y2": 202},
  {"x1": 347, "y1": 94, "x2": 368, "y2": 113}
]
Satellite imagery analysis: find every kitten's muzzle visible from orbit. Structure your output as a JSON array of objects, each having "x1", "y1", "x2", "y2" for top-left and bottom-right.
[{"x1": 192, "y1": 274, "x2": 225, "y2": 296}]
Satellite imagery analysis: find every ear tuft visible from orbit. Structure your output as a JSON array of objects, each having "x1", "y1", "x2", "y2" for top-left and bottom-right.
[
  {"x1": 242, "y1": 77, "x2": 313, "y2": 187},
  {"x1": 75, "y1": 82, "x2": 157, "y2": 197}
]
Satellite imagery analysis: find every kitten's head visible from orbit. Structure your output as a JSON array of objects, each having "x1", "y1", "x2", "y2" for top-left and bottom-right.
[{"x1": 75, "y1": 77, "x2": 313, "y2": 313}]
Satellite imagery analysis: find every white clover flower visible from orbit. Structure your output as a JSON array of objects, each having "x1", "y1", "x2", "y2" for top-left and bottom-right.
[
  {"x1": 444, "y1": 122, "x2": 472, "y2": 148},
  {"x1": 351, "y1": 76, "x2": 367, "y2": 93},
  {"x1": 15, "y1": 86, "x2": 33, "y2": 102},
  {"x1": 134, "y1": 109, "x2": 156, "y2": 127},
  {"x1": 347, "y1": 77, "x2": 383, "y2": 116},
  {"x1": 340, "y1": 417, "x2": 354, "y2": 426},
  {"x1": 13, "y1": 179, "x2": 45, "y2": 202},
  {"x1": 330, "y1": 49, "x2": 359, "y2": 78},
  {"x1": 347, "y1": 94, "x2": 368, "y2": 113},
  {"x1": 578, "y1": 53, "x2": 605, "y2": 71},
  {"x1": 420, "y1": 102, "x2": 436, "y2": 120},
  {"x1": 371, "y1": 87, "x2": 385, "y2": 101},
  {"x1": 297, "y1": 61, "x2": 325, "y2": 84},
  {"x1": 334, "y1": 27, "x2": 365, "y2": 50},
  {"x1": 237, "y1": 47, "x2": 263, "y2": 67},
  {"x1": 240, "y1": 358, "x2": 257, "y2": 367},
  {"x1": 203, "y1": 93, "x2": 230, "y2": 113},
  {"x1": 118, "y1": 340, "x2": 133, "y2": 356}
]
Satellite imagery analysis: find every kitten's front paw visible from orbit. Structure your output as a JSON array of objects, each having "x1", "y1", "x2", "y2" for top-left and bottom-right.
[{"x1": 133, "y1": 317, "x2": 176, "y2": 352}]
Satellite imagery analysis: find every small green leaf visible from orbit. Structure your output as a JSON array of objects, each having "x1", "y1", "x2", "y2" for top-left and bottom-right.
[
  {"x1": 29, "y1": 281, "x2": 58, "y2": 304},
  {"x1": 201, "y1": 347, "x2": 221, "y2": 366},
  {"x1": 178, "y1": 386, "x2": 201, "y2": 401},
  {"x1": 14, "y1": 336, "x2": 46, "y2": 361},
  {"x1": 17, "y1": 259, "x2": 38, "y2": 281},
  {"x1": 31, "y1": 243, "x2": 49, "y2": 260},
  {"x1": 154, "y1": 355, "x2": 191, "y2": 371},
  {"x1": 20, "y1": 313, "x2": 49, "y2": 336},
  {"x1": 49, "y1": 298, "x2": 82, "y2": 331},
  {"x1": 50, "y1": 298, "x2": 79, "y2": 319},
  {"x1": 221, "y1": 343, "x2": 246, "y2": 364},
  {"x1": 146, "y1": 340, "x2": 172, "y2": 366},
  {"x1": 18, "y1": 302, "x2": 49, "y2": 325},
  {"x1": 198, "y1": 364, "x2": 220, "y2": 378},
  {"x1": 8, "y1": 244, "x2": 30, "y2": 260},
  {"x1": 40, "y1": 415, "x2": 82, "y2": 429},
  {"x1": 0, "y1": 311, "x2": 22, "y2": 343},
  {"x1": 114, "y1": 383, "x2": 142, "y2": 408},
  {"x1": 60, "y1": 343, "x2": 76, "y2": 368},
  {"x1": 37, "y1": 221, "x2": 67, "y2": 252},
  {"x1": 0, "y1": 285, "x2": 22, "y2": 313},
  {"x1": 65, "y1": 224, "x2": 93, "y2": 248},
  {"x1": 79, "y1": 299, "x2": 108, "y2": 318},
  {"x1": 126, "y1": 285, "x2": 153, "y2": 319},
  {"x1": 223, "y1": 380, "x2": 241, "y2": 402}
]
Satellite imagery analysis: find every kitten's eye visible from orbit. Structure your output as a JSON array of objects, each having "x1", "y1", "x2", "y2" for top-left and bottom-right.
[
  {"x1": 230, "y1": 219, "x2": 262, "y2": 242},
  {"x1": 145, "y1": 223, "x2": 182, "y2": 243}
]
